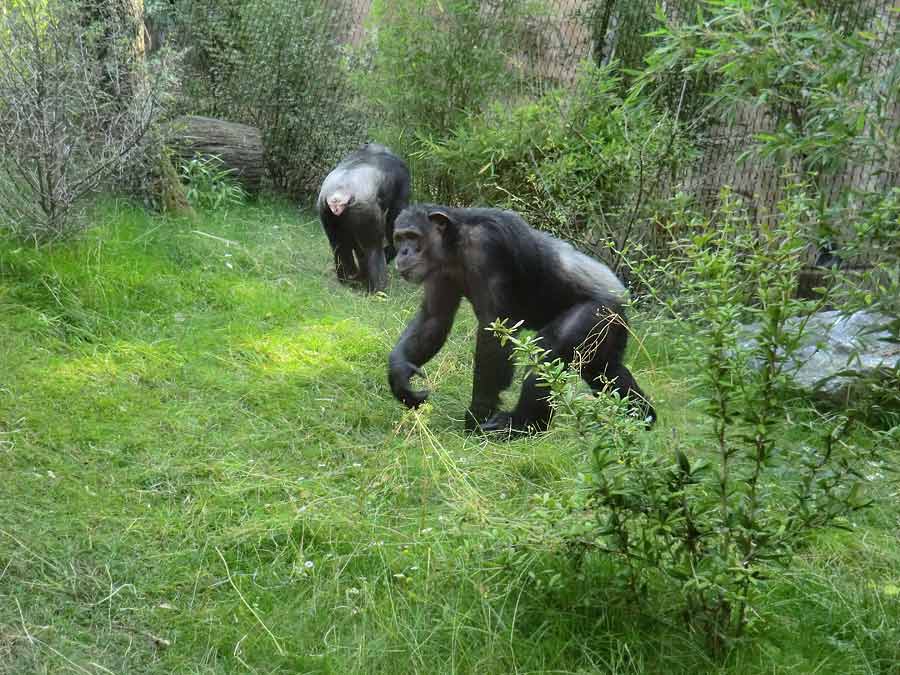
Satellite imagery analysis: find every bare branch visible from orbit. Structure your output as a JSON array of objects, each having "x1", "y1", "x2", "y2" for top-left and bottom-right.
[{"x1": 0, "y1": 0, "x2": 169, "y2": 241}]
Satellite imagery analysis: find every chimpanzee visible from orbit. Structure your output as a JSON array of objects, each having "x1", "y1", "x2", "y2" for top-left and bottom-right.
[
  {"x1": 318, "y1": 143, "x2": 411, "y2": 293},
  {"x1": 388, "y1": 205, "x2": 656, "y2": 433}
]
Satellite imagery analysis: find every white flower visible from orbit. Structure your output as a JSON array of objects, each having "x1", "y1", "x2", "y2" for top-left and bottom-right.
[{"x1": 304, "y1": 560, "x2": 314, "y2": 569}]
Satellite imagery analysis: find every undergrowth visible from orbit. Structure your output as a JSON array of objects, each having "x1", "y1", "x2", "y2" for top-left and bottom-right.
[{"x1": 0, "y1": 199, "x2": 897, "y2": 674}]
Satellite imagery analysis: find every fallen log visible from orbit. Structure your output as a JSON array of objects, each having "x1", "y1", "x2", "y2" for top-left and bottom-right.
[{"x1": 170, "y1": 115, "x2": 265, "y2": 193}]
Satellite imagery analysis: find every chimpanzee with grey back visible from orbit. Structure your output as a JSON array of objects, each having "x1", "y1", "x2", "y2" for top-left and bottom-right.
[
  {"x1": 318, "y1": 143, "x2": 411, "y2": 293},
  {"x1": 388, "y1": 205, "x2": 656, "y2": 433}
]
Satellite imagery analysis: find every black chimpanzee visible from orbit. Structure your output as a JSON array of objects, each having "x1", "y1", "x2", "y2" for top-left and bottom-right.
[
  {"x1": 387, "y1": 205, "x2": 656, "y2": 433},
  {"x1": 318, "y1": 143, "x2": 411, "y2": 293}
]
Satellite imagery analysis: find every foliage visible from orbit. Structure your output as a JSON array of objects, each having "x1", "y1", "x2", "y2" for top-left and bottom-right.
[
  {"x1": 149, "y1": 0, "x2": 365, "y2": 197},
  {"x1": 583, "y1": 0, "x2": 665, "y2": 74},
  {"x1": 420, "y1": 62, "x2": 694, "y2": 268},
  {"x1": 179, "y1": 154, "x2": 247, "y2": 211},
  {"x1": 827, "y1": 186, "x2": 900, "y2": 423},
  {"x1": 232, "y1": 0, "x2": 364, "y2": 195},
  {"x1": 638, "y1": 0, "x2": 899, "y2": 411},
  {"x1": 357, "y1": 0, "x2": 533, "y2": 194},
  {"x1": 0, "y1": 0, "x2": 170, "y2": 242},
  {"x1": 489, "y1": 189, "x2": 894, "y2": 650},
  {"x1": 361, "y1": 0, "x2": 527, "y2": 138},
  {"x1": 639, "y1": 0, "x2": 899, "y2": 198}
]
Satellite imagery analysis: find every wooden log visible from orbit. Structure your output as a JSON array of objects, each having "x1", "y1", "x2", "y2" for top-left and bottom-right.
[{"x1": 170, "y1": 116, "x2": 265, "y2": 193}]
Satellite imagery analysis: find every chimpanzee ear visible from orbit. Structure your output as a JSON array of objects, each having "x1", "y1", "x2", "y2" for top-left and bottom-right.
[{"x1": 427, "y1": 210, "x2": 456, "y2": 234}]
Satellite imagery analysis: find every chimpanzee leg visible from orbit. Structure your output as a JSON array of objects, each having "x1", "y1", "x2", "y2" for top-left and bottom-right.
[
  {"x1": 465, "y1": 327, "x2": 514, "y2": 431},
  {"x1": 363, "y1": 246, "x2": 388, "y2": 294},
  {"x1": 481, "y1": 301, "x2": 643, "y2": 433},
  {"x1": 381, "y1": 206, "x2": 397, "y2": 263},
  {"x1": 580, "y1": 317, "x2": 656, "y2": 425},
  {"x1": 384, "y1": 212, "x2": 397, "y2": 264},
  {"x1": 384, "y1": 193, "x2": 408, "y2": 263},
  {"x1": 324, "y1": 220, "x2": 359, "y2": 282}
]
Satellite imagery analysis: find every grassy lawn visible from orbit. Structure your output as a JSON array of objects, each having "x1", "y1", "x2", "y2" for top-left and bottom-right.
[{"x1": 1, "y1": 199, "x2": 897, "y2": 674}]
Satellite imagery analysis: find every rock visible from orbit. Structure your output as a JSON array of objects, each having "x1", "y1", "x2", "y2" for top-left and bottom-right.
[{"x1": 740, "y1": 310, "x2": 899, "y2": 401}]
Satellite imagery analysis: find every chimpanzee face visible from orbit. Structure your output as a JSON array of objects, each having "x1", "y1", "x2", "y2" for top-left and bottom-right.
[
  {"x1": 394, "y1": 226, "x2": 429, "y2": 284},
  {"x1": 393, "y1": 208, "x2": 456, "y2": 285}
]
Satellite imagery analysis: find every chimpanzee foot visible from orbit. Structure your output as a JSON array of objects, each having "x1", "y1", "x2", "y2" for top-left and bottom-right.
[
  {"x1": 478, "y1": 411, "x2": 544, "y2": 437},
  {"x1": 464, "y1": 407, "x2": 495, "y2": 432},
  {"x1": 336, "y1": 269, "x2": 362, "y2": 285}
]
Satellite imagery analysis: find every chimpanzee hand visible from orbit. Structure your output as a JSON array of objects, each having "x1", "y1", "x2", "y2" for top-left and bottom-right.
[{"x1": 389, "y1": 359, "x2": 430, "y2": 409}]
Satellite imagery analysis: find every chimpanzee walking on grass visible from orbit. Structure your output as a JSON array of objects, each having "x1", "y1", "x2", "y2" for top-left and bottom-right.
[
  {"x1": 318, "y1": 143, "x2": 410, "y2": 293},
  {"x1": 388, "y1": 205, "x2": 656, "y2": 434}
]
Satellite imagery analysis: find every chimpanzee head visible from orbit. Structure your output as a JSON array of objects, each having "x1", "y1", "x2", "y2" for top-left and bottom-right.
[
  {"x1": 393, "y1": 206, "x2": 458, "y2": 285},
  {"x1": 326, "y1": 189, "x2": 353, "y2": 216}
]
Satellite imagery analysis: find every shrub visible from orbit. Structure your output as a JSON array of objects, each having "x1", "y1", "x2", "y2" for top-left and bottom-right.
[
  {"x1": 232, "y1": 0, "x2": 365, "y2": 196},
  {"x1": 356, "y1": 0, "x2": 532, "y2": 196},
  {"x1": 488, "y1": 189, "x2": 893, "y2": 650},
  {"x1": 360, "y1": 0, "x2": 527, "y2": 138},
  {"x1": 420, "y1": 62, "x2": 694, "y2": 267},
  {"x1": 0, "y1": 0, "x2": 168, "y2": 241},
  {"x1": 639, "y1": 0, "x2": 899, "y2": 222},
  {"x1": 179, "y1": 154, "x2": 247, "y2": 211},
  {"x1": 638, "y1": 0, "x2": 900, "y2": 412}
]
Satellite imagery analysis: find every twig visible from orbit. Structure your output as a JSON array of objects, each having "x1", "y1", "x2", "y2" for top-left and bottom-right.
[
  {"x1": 215, "y1": 546, "x2": 286, "y2": 656},
  {"x1": 0, "y1": 528, "x2": 60, "y2": 572},
  {"x1": 16, "y1": 598, "x2": 34, "y2": 645},
  {"x1": 192, "y1": 230, "x2": 239, "y2": 246}
]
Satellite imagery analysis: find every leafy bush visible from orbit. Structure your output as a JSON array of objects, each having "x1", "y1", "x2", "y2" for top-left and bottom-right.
[
  {"x1": 0, "y1": 0, "x2": 169, "y2": 241},
  {"x1": 179, "y1": 155, "x2": 247, "y2": 211},
  {"x1": 360, "y1": 0, "x2": 527, "y2": 138},
  {"x1": 420, "y1": 62, "x2": 694, "y2": 266},
  {"x1": 488, "y1": 189, "x2": 893, "y2": 649},
  {"x1": 638, "y1": 0, "x2": 899, "y2": 411},
  {"x1": 356, "y1": 0, "x2": 532, "y2": 195},
  {"x1": 828, "y1": 186, "x2": 900, "y2": 424},
  {"x1": 639, "y1": 0, "x2": 899, "y2": 217},
  {"x1": 232, "y1": 0, "x2": 365, "y2": 195}
]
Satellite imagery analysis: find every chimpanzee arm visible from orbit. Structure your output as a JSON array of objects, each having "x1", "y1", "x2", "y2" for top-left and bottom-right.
[
  {"x1": 388, "y1": 281, "x2": 462, "y2": 408},
  {"x1": 465, "y1": 327, "x2": 514, "y2": 430}
]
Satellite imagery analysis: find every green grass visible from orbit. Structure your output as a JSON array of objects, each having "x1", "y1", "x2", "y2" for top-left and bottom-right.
[{"x1": 1, "y1": 198, "x2": 898, "y2": 674}]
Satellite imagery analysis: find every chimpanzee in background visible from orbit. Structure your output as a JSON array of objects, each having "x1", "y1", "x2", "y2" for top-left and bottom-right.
[
  {"x1": 388, "y1": 205, "x2": 656, "y2": 433},
  {"x1": 317, "y1": 143, "x2": 411, "y2": 293}
]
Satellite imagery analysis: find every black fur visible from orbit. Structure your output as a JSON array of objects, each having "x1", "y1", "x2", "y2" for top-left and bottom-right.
[
  {"x1": 318, "y1": 143, "x2": 411, "y2": 293},
  {"x1": 388, "y1": 205, "x2": 656, "y2": 433}
]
